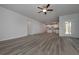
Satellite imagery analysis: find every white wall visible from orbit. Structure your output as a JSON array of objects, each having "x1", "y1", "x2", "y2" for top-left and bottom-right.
[
  {"x1": 59, "y1": 14, "x2": 79, "y2": 38},
  {"x1": 0, "y1": 7, "x2": 46, "y2": 41},
  {"x1": 27, "y1": 19, "x2": 46, "y2": 35}
]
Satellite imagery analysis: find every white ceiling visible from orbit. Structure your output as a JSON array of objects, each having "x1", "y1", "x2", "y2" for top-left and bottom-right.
[{"x1": 0, "y1": 4, "x2": 79, "y2": 24}]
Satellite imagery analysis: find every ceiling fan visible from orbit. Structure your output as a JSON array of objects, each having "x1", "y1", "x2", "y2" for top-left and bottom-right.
[{"x1": 37, "y1": 4, "x2": 53, "y2": 15}]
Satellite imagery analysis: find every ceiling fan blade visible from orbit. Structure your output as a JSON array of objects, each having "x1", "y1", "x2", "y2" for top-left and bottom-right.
[
  {"x1": 46, "y1": 4, "x2": 50, "y2": 8},
  {"x1": 37, "y1": 7, "x2": 43, "y2": 9},
  {"x1": 44, "y1": 12, "x2": 47, "y2": 15},
  {"x1": 38, "y1": 11, "x2": 42, "y2": 13},
  {"x1": 47, "y1": 9, "x2": 53, "y2": 11}
]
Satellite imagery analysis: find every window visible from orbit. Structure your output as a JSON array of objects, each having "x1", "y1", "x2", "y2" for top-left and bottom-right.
[{"x1": 65, "y1": 21, "x2": 71, "y2": 34}]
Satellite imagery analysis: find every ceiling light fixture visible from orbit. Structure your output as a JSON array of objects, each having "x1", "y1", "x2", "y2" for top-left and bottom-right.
[{"x1": 43, "y1": 8, "x2": 47, "y2": 12}]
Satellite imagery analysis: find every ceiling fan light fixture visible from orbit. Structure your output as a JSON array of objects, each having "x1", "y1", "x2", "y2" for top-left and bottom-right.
[
  {"x1": 43, "y1": 9, "x2": 47, "y2": 12},
  {"x1": 37, "y1": 4, "x2": 53, "y2": 15}
]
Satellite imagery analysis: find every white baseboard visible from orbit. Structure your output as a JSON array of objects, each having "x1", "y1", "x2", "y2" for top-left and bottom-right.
[
  {"x1": 0, "y1": 32, "x2": 44, "y2": 41},
  {"x1": 0, "y1": 34, "x2": 28, "y2": 41}
]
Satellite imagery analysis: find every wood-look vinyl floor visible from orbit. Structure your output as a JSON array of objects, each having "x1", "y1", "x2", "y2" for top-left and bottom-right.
[{"x1": 0, "y1": 33, "x2": 79, "y2": 55}]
